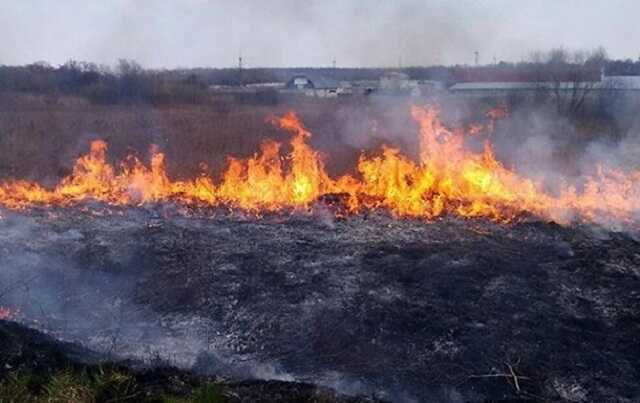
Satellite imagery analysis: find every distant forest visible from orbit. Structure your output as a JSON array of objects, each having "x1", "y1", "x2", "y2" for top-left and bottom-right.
[{"x1": 0, "y1": 48, "x2": 639, "y2": 105}]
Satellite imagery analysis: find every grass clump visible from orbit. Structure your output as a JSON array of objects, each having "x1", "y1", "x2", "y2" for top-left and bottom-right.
[
  {"x1": 43, "y1": 370, "x2": 94, "y2": 402},
  {"x1": 0, "y1": 372, "x2": 37, "y2": 403},
  {"x1": 0, "y1": 368, "x2": 226, "y2": 403}
]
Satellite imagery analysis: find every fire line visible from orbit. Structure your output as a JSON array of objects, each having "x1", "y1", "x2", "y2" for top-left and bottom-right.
[{"x1": 0, "y1": 105, "x2": 638, "y2": 226}]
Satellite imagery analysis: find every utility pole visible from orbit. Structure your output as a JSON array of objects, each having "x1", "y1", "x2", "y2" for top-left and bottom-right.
[
  {"x1": 474, "y1": 51, "x2": 479, "y2": 66},
  {"x1": 238, "y1": 54, "x2": 243, "y2": 87},
  {"x1": 332, "y1": 58, "x2": 337, "y2": 79}
]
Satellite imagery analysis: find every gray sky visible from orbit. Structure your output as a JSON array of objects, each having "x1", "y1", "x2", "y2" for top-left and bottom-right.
[{"x1": 1, "y1": 0, "x2": 638, "y2": 68}]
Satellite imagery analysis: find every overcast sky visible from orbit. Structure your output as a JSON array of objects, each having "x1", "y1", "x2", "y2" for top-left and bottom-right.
[{"x1": 1, "y1": 0, "x2": 638, "y2": 68}]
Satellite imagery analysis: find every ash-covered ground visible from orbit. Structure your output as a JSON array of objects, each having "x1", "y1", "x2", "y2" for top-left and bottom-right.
[{"x1": 0, "y1": 204, "x2": 639, "y2": 402}]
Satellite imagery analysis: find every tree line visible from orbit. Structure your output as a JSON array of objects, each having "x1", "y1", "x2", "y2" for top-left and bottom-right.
[{"x1": 0, "y1": 48, "x2": 638, "y2": 105}]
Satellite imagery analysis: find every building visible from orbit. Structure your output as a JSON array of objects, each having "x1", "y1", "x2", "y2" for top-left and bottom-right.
[
  {"x1": 246, "y1": 82, "x2": 285, "y2": 90},
  {"x1": 283, "y1": 73, "x2": 342, "y2": 97},
  {"x1": 449, "y1": 82, "x2": 546, "y2": 97},
  {"x1": 449, "y1": 77, "x2": 640, "y2": 98},
  {"x1": 408, "y1": 80, "x2": 447, "y2": 97},
  {"x1": 379, "y1": 71, "x2": 410, "y2": 92},
  {"x1": 347, "y1": 80, "x2": 378, "y2": 95},
  {"x1": 602, "y1": 75, "x2": 640, "y2": 91},
  {"x1": 379, "y1": 73, "x2": 446, "y2": 96}
]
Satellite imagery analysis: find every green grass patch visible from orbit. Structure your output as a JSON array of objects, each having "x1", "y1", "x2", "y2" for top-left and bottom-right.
[{"x1": 0, "y1": 368, "x2": 226, "y2": 403}]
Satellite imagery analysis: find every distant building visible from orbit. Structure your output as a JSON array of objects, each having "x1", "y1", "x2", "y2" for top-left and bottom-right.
[
  {"x1": 380, "y1": 71, "x2": 410, "y2": 92},
  {"x1": 408, "y1": 79, "x2": 447, "y2": 97},
  {"x1": 246, "y1": 82, "x2": 285, "y2": 90},
  {"x1": 210, "y1": 82, "x2": 285, "y2": 94},
  {"x1": 449, "y1": 78, "x2": 640, "y2": 98},
  {"x1": 449, "y1": 82, "x2": 546, "y2": 97},
  {"x1": 348, "y1": 80, "x2": 379, "y2": 95},
  {"x1": 209, "y1": 84, "x2": 252, "y2": 94},
  {"x1": 379, "y1": 72, "x2": 446, "y2": 96},
  {"x1": 283, "y1": 73, "x2": 342, "y2": 97},
  {"x1": 602, "y1": 75, "x2": 640, "y2": 90}
]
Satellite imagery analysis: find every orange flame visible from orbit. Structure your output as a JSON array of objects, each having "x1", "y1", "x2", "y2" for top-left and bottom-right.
[
  {"x1": 0, "y1": 306, "x2": 15, "y2": 320},
  {"x1": 0, "y1": 106, "x2": 638, "y2": 227}
]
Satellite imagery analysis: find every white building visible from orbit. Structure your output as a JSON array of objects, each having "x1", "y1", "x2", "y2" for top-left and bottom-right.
[
  {"x1": 283, "y1": 73, "x2": 343, "y2": 97},
  {"x1": 447, "y1": 81, "x2": 632, "y2": 98},
  {"x1": 380, "y1": 72, "x2": 410, "y2": 92}
]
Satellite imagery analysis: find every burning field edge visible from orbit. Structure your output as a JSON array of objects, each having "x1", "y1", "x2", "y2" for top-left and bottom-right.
[
  {"x1": 2, "y1": 106, "x2": 640, "y2": 230},
  {"x1": 1, "y1": 93, "x2": 640, "y2": 403}
]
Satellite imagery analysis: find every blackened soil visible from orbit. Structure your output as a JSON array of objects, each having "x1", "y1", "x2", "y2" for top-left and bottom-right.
[
  {"x1": 0, "y1": 320, "x2": 380, "y2": 402},
  {"x1": 1, "y1": 205, "x2": 639, "y2": 402}
]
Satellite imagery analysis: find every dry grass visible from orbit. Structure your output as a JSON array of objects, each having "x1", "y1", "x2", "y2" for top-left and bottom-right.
[{"x1": 0, "y1": 93, "x2": 415, "y2": 183}]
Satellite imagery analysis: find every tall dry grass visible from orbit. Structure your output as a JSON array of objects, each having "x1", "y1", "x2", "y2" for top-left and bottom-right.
[{"x1": 0, "y1": 93, "x2": 417, "y2": 184}]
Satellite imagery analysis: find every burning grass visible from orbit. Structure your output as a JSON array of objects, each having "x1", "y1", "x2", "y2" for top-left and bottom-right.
[
  {"x1": 1, "y1": 97, "x2": 638, "y2": 401},
  {"x1": 0, "y1": 104, "x2": 639, "y2": 229}
]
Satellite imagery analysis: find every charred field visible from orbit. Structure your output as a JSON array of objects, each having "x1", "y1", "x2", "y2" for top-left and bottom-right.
[
  {"x1": 1, "y1": 204, "x2": 639, "y2": 402},
  {"x1": 1, "y1": 95, "x2": 640, "y2": 402},
  {"x1": 4, "y1": 1, "x2": 640, "y2": 401}
]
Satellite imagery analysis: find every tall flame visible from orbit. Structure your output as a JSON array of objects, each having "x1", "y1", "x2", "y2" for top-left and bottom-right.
[{"x1": 0, "y1": 106, "x2": 638, "y2": 227}]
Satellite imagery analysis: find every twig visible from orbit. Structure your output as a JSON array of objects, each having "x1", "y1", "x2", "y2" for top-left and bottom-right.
[
  {"x1": 468, "y1": 363, "x2": 530, "y2": 394},
  {"x1": 507, "y1": 362, "x2": 520, "y2": 392}
]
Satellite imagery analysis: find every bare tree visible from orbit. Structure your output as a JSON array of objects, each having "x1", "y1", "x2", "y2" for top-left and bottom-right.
[{"x1": 531, "y1": 47, "x2": 608, "y2": 116}]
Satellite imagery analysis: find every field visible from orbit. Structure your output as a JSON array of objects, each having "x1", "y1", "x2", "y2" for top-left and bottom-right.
[
  {"x1": 1, "y1": 92, "x2": 639, "y2": 402},
  {"x1": 0, "y1": 93, "x2": 420, "y2": 182},
  {"x1": 1, "y1": 205, "x2": 639, "y2": 401}
]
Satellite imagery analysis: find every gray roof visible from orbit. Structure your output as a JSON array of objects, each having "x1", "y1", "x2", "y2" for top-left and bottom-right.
[
  {"x1": 286, "y1": 73, "x2": 339, "y2": 89},
  {"x1": 450, "y1": 79, "x2": 640, "y2": 92},
  {"x1": 450, "y1": 82, "x2": 540, "y2": 91},
  {"x1": 382, "y1": 71, "x2": 410, "y2": 80},
  {"x1": 449, "y1": 82, "x2": 591, "y2": 91}
]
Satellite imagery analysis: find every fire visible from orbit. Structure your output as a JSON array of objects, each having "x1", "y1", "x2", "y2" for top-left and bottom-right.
[
  {"x1": 0, "y1": 306, "x2": 15, "y2": 320},
  {"x1": 0, "y1": 105, "x2": 638, "y2": 226},
  {"x1": 217, "y1": 112, "x2": 333, "y2": 210},
  {"x1": 349, "y1": 106, "x2": 549, "y2": 221},
  {"x1": 486, "y1": 103, "x2": 508, "y2": 120}
]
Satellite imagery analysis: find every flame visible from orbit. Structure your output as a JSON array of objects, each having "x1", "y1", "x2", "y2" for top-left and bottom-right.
[
  {"x1": 217, "y1": 112, "x2": 333, "y2": 210},
  {"x1": 349, "y1": 106, "x2": 549, "y2": 221},
  {"x1": 0, "y1": 106, "x2": 639, "y2": 227},
  {"x1": 0, "y1": 306, "x2": 15, "y2": 320},
  {"x1": 486, "y1": 103, "x2": 508, "y2": 120}
]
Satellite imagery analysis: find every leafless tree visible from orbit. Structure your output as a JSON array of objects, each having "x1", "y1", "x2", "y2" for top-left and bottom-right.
[{"x1": 531, "y1": 47, "x2": 609, "y2": 116}]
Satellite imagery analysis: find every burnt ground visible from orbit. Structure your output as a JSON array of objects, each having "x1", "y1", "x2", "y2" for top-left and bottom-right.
[
  {"x1": 0, "y1": 204, "x2": 639, "y2": 402},
  {"x1": 0, "y1": 320, "x2": 380, "y2": 403}
]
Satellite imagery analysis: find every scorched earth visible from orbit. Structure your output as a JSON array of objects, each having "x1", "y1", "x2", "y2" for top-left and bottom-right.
[{"x1": 0, "y1": 205, "x2": 638, "y2": 402}]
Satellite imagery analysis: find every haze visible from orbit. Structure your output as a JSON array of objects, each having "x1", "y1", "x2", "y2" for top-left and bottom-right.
[{"x1": 0, "y1": 0, "x2": 638, "y2": 68}]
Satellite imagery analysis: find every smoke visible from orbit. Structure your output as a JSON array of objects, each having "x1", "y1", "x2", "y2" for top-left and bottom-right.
[
  {"x1": 0, "y1": 213, "x2": 186, "y2": 363},
  {"x1": 3, "y1": 1, "x2": 639, "y2": 68},
  {"x1": 490, "y1": 105, "x2": 578, "y2": 188},
  {"x1": 322, "y1": 93, "x2": 640, "y2": 233},
  {"x1": 0, "y1": 207, "x2": 421, "y2": 400},
  {"x1": 0, "y1": 210, "x2": 282, "y2": 376},
  {"x1": 479, "y1": 101, "x2": 640, "y2": 232}
]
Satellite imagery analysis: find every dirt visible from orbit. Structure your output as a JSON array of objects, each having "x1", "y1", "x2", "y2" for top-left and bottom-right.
[{"x1": 0, "y1": 204, "x2": 639, "y2": 402}]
